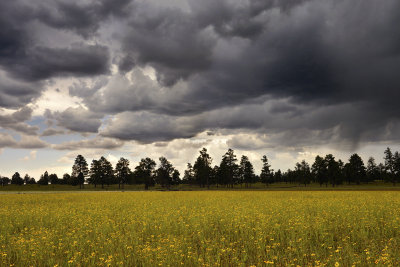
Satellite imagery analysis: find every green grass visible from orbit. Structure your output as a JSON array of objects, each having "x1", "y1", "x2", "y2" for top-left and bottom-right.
[{"x1": 1, "y1": 191, "x2": 400, "y2": 266}]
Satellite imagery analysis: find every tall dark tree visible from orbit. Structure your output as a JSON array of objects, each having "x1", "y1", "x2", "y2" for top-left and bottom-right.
[
  {"x1": 194, "y1": 148, "x2": 213, "y2": 188},
  {"x1": 115, "y1": 157, "x2": 131, "y2": 189},
  {"x1": 23, "y1": 174, "x2": 30, "y2": 185},
  {"x1": 88, "y1": 159, "x2": 102, "y2": 188},
  {"x1": 378, "y1": 163, "x2": 386, "y2": 180},
  {"x1": 49, "y1": 173, "x2": 59, "y2": 185},
  {"x1": 156, "y1": 157, "x2": 174, "y2": 189},
  {"x1": 11, "y1": 172, "x2": 24, "y2": 185},
  {"x1": 183, "y1": 163, "x2": 195, "y2": 184},
  {"x1": 135, "y1": 158, "x2": 156, "y2": 190},
  {"x1": 295, "y1": 160, "x2": 311, "y2": 186},
  {"x1": 24, "y1": 174, "x2": 36, "y2": 185},
  {"x1": 393, "y1": 151, "x2": 400, "y2": 185},
  {"x1": 325, "y1": 154, "x2": 341, "y2": 187},
  {"x1": 171, "y1": 169, "x2": 181, "y2": 185},
  {"x1": 239, "y1": 155, "x2": 255, "y2": 187},
  {"x1": 210, "y1": 165, "x2": 220, "y2": 186},
  {"x1": 62, "y1": 173, "x2": 71, "y2": 185},
  {"x1": 366, "y1": 157, "x2": 380, "y2": 182},
  {"x1": 338, "y1": 159, "x2": 345, "y2": 184},
  {"x1": 1, "y1": 177, "x2": 10, "y2": 186},
  {"x1": 38, "y1": 171, "x2": 49, "y2": 185},
  {"x1": 72, "y1": 155, "x2": 89, "y2": 189},
  {"x1": 260, "y1": 155, "x2": 273, "y2": 186},
  {"x1": 384, "y1": 147, "x2": 396, "y2": 185},
  {"x1": 274, "y1": 169, "x2": 283, "y2": 183},
  {"x1": 345, "y1": 154, "x2": 366, "y2": 185},
  {"x1": 219, "y1": 149, "x2": 238, "y2": 188},
  {"x1": 312, "y1": 155, "x2": 328, "y2": 186},
  {"x1": 99, "y1": 156, "x2": 114, "y2": 188}
]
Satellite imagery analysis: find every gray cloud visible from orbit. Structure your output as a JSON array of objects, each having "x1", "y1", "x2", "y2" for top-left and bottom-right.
[
  {"x1": 36, "y1": 0, "x2": 132, "y2": 38},
  {"x1": 41, "y1": 128, "x2": 66, "y2": 137},
  {"x1": 0, "y1": 72, "x2": 43, "y2": 109},
  {"x1": 6, "y1": 44, "x2": 110, "y2": 82},
  {"x1": 53, "y1": 137, "x2": 124, "y2": 150},
  {"x1": 0, "y1": 107, "x2": 39, "y2": 135},
  {"x1": 1, "y1": 0, "x2": 400, "y2": 149},
  {"x1": 0, "y1": 133, "x2": 47, "y2": 149},
  {"x1": 17, "y1": 135, "x2": 48, "y2": 149},
  {"x1": 0, "y1": 133, "x2": 18, "y2": 148},
  {"x1": 51, "y1": 107, "x2": 104, "y2": 133},
  {"x1": 100, "y1": 98, "x2": 400, "y2": 149},
  {"x1": 101, "y1": 111, "x2": 199, "y2": 143},
  {"x1": 118, "y1": 2, "x2": 216, "y2": 86},
  {"x1": 0, "y1": 0, "x2": 112, "y2": 108}
]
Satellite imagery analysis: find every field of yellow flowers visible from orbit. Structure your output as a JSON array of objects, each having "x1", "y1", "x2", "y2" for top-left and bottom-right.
[{"x1": 1, "y1": 191, "x2": 399, "y2": 266}]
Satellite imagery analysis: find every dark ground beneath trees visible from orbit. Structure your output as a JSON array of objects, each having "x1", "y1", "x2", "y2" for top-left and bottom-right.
[{"x1": 1, "y1": 182, "x2": 400, "y2": 192}]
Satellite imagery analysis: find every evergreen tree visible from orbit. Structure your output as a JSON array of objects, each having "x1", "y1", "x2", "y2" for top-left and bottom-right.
[
  {"x1": 194, "y1": 148, "x2": 213, "y2": 188},
  {"x1": 99, "y1": 157, "x2": 114, "y2": 188},
  {"x1": 219, "y1": 149, "x2": 238, "y2": 188},
  {"x1": 172, "y1": 170, "x2": 181, "y2": 185},
  {"x1": 62, "y1": 173, "x2": 71, "y2": 185},
  {"x1": 24, "y1": 174, "x2": 36, "y2": 184},
  {"x1": 38, "y1": 171, "x2": 49, "y2": 185},
  {"x1": 325, "y1": 154, "x2": 340, "y2": 187},
  {"x1": 183, "y1": 163, "x2": 195, "y2": 184},
  {"x1": 274, "y1": 169, "x2": 283, "y2": 183},
  {"x1": 88, "y1": 159, "x2": 102, "y2": 188},
  {"x1": 135, "y1": 158, "x2": 156, "y2": 190},
  {"x1": 312, "y1": 155, "x2": 328, "y2": 186},
  {"x1": 115, "y1": 157, "x2": 131, "y2": 189},
  {"x1": 295, "y1": 160, "x2": 311, "y2": 186},
  {"x1": 384, "y1": 147, "x2": 396, "y2": 185},
  {"x1": 0, "y1": 177, "x2": 10, "y2": 186},
  {"x1": 345, "y1": 154, "x2": 366, "y2": 185},
  {"x1": 72, "y1": 155, "x2": 89, "y2": 189},
  {"x1": 366, "y1": 157, "x2": 380, "y2": 182},
  {"x1": 11, "y1": 172, "x2": 24, "y2": 185},
  {"x1": 260, "y1": 155, "x2": 273, "y2": 186},
  {"x1": 210, "y1": 165, "x2": 220, "y2": 186},
  {"x1": 156, "y1": 157, "x2": 174, "y2": 189},
  {"x1": 49, "y1": 173, "x2": 59, "y2": 185},
  {"x1": 393, "y1": 151, "x2": 400, "y2": 185},
  {"x1": 239, "y1": 155, "x2": 255, "y2": 187}
]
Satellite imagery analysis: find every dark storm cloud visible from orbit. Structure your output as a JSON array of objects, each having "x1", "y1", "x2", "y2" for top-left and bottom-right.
[
  {"x1": 0, "y1": 2, "x2": 111, "y2": 82},
  {"x1": 2, "y1": 0, "x2": 400, "y2": 148},
  {"x1": 101, "y1": 111, "x2": 199, "y2": 143},
  {"x1": 5, "y1": 44, "x2": 110, "y2": 82},
  {"x1": 118, "y1": 2, "x2": 216, "y2": 86},
  {"x1": 0, "y1": 73, "x2": 43, "y2": 108},
  {"x1": 0, "y1": 0, "x2": 113, "y2": 108},
  {"x1": 100, "y1": 98, "x2": 400, "y2": 148},
  {"x1": 88, "y1": 0, "x2": 399, "y2": 116},
  {"x1": 94, "y1": 0, "x2": 400, "y2": 146},
  {"x1": 37, "y1": 0, "x2": 132, "y2": 38}
]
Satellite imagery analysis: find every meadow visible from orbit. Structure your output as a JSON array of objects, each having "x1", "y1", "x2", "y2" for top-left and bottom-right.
[{"x1": 1, "y1": 191, "x2": 400, "y2": 266}]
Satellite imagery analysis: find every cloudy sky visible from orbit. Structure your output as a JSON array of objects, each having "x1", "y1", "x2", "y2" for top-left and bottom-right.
[{"x1": 1, "y1": 0, "x2": 399, "y2": 178}]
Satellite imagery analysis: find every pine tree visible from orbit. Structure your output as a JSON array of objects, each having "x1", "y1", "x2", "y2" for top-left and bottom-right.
[{"x1": 72, "y1": 155, "x2": 89, "y2": 189}]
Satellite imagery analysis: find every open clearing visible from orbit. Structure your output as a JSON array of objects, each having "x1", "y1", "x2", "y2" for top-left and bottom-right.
[{"x1": 1, "y1": 191, "x2": 399, "y2": 266}]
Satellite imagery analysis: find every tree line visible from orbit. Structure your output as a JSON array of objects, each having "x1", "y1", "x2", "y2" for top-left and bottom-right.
[{"x1": 1, "y1": 147, "x2": 400, "y2": 189}]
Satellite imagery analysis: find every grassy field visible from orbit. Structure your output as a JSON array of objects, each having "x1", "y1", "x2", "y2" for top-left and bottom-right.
[{"x1": 1, "y1": 191, "x2": 400, "y2": 266}]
